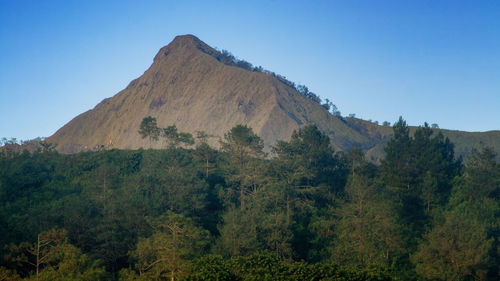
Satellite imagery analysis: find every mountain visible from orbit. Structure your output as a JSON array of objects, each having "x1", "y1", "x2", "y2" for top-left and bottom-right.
[
  {"x1": 345, "y1": 118, "x2": 500, "y2": 161},
  {"x1": 47, "y1": 35, "x2": 500, "y2": 159},
  {"x1": 47, "y1": 35, "x2": 368, "y2": 152}
]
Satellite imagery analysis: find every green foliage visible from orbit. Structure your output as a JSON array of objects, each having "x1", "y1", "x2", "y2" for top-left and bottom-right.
[
  {"x1": 380, "y1": 119, "x2": 461, "y2": 255},
  {"x1": 139, "y1": 117, "x2": 194, "y2": 148},
  {"x1": 185, "y1": 252, "x2": 395, "y2": 281},
  {"x1": 130, "y1": 212, "x2": 209, "y2": 280},
  {"x1": 412, "y1": 147, "x2": 500, "y2": 280},
  {"x1": 163, "y1": 125, "x2": 195, "y2": 148},
  {"x1": 271, "y1": 124, "x2": 347, "y2": 261},
  {"x1": 220, "y1": 124, "x2": 264, "y2": 160},
  {"x1": 138, "y1": 116, "x2": 161, "y2": 142},
  {"x1": 183, "y1": 255, "x2": 236, "y2": 281},
  {"x1": 25, "y1": 242, "x2": 107, "y2": 281},
  {"x1": 1, "y1": 122, "x2": 499, "y2": 280},
  {"x1": 412, "y1": 209, "x2": 493, "y2": 280},
  {"x1": 332, "y1": 151, "x2": 403, "y2": 268},
  {"x1": 380, "y1": 117, "x2": 412, "y2": 192},
  {"x1": 272, "y1": 124, "x2": 347, "y2": 200},
  {"x1": 5, "y1": 229, "x2": 106, "y2": 280},
  {"x1": 0, "y1": 266, "x2": 20, "y2": 281},
  {"x1": 192, "y1": 142, "x2": 218, "y2": 178},
  {"x1": 215, "y1": 206, "x2": 260, "y2": 257},
  {"x1": 219, "y1": 125, "x2": 266, "y2": 215}
]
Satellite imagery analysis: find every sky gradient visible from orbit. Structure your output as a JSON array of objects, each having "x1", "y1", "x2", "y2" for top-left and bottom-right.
[{"x1": 1, "y1": 0, "x2": 499, "y2": 141}]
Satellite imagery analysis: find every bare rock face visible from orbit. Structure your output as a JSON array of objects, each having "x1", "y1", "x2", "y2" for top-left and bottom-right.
[
  {"x1": 48, "y1": 35, "x2": 368, "y2": 153},
  {"x1": 48, "y1": 35, "x2": 500, "y2": 159}
]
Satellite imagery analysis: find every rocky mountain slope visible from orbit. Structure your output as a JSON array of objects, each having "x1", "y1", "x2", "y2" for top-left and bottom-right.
[{"x1": 47, "y1": 35, "x2": 500, "y2": 159}]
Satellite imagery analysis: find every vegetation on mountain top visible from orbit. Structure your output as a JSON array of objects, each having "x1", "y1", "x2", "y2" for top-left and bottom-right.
[{"x1": 211, "y1": 47, "x2": 325, "y2": 107}]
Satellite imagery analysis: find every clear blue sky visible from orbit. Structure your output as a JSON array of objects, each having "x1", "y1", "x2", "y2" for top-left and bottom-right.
[{"x1": 1, "y1": 0, "x2": 499, "y2": 141}]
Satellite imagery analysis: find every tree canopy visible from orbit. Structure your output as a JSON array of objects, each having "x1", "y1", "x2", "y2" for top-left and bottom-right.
[{"x1": 0, "y1": 120, "x2": 498, "y2": 280}]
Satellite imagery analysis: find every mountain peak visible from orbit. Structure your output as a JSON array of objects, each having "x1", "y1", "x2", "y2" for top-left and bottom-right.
[
  {"x1": 172, "y1": 34, "x2": 202, "y2": 44},
  {"x1": 47, "y1": 34, "x2": 500, "y2": 160},
  {"x1": 167, "y1": 34, "x2": 205, "y2": 49},
  {"x1": 154, "y1": 34, "x2": 214, "y2": 62}
]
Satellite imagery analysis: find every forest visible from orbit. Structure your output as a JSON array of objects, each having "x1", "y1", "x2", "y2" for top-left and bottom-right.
[{"x1": 0, "y1": 117, "x2": 498, "y2": 280}]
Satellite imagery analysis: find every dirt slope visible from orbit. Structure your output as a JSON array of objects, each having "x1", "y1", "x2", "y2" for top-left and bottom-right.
[
  {"x1": 48, "y1": 35, "x2": 500, "y2": 160},
  {"x1": 48, "y1": 35, "x2": 369, "y2": 153}
]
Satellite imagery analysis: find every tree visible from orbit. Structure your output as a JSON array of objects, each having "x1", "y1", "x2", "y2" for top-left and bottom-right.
[
  {"x1": 177, "y1": 132, "x2": 195, "y2": 147},
  {"x1": 0, "y1": 266, "x2": 19, "y2": 281},
  {"x1": 217, "y1": 50, "x2": 236, "y2": 65},
  {"x1": 380, "y1": 119, "x2": 460, "y2": 251},
  {"x1": 163, "y1": 125, "x2": 179, "y2": 147},
  {"x1": 183, "y1": 255, "x2": 236, "y2": 281},
  {"x1": 138, "y1": 117, "x2": 161, "y2": 144},
  {"x1": 333, "y1": 188, "x2": 403, "y2": 268},
  {"x1": 457, "y1": 147, "x2": 499, "y2": 202},
  {"x1": 321, "y1": 101, "x2": 331, "y2": 111},
  {"x1": 131, "y1": 212, "x2": 209, "y2": 281},
  {"x1": 273, "y1": 124, "x2": 346, "y2": 199},
  {"x1": 412, "y1": 210, "x2": 493, "y2": 280},
  {"x1": 271, "y1": 125, "x2": 336, "y2": 224},
  {"x1": 38, "y1": 141, "x2": 56, "y2": 153},
  {"x1": 296, "y1": 85, "x2": 309, "y2": 96},
  {"x1": 271, "y1": 124, "x2": 347, "y2": 260},
  {"x1": 412, "y1": 147, "x2": 499, "y2": 280},
  {"x1": 12, "y1": 229, "x2": 67, "y2": 279},
  {"x1": 330, "y1": 104, "x2": 341, "y2": 117},
  {"x1": 380, "y1": 117, "x2": 413, "y2": 192},
  {"x1": 25, "y1": 243, "x2": 106, "y2": 281},
  {"x1": 332, "y1": 150, "x2": 402, "y2": 268},
  {"x1": 7, "y1": 229, "x2": 106, "y2": 280},
  {"x1": 220, "y1": 125, "x2": 264, "y2": 161},
  {"x1": 215, "y1": 207, "x2": 260, "y2": 257},
  {"x1": 192, "y1": 142, "x2": 218, "y2": 178},
  {"x1": 220, "y1": 125, "x2": 265, "y2": 210},
  {"x1": 163, "y1": 125, "x2": 194, "y2": 148},
  {"x1": 195, "y1": 131, "x2": 210, "y2": 144},
  {"x1": 412, "y1": 125, "x2": 459, "y2": 212}
]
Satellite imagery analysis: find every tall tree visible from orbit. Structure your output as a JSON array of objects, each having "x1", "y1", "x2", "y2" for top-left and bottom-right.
[
  {"x1": 192, "y1": 142, "x2": 218, "y2": 178},
  {"x1": 272, "y1": 124, "x2": 346, "y2": 206},
  {"x1": 138, "y1": 116, "x2": 161, "y2": 144},
  {"x1": 272, "y1": 124, "x2": 347, "y2": 260},
  {"x1": 380, "y1": 118, "x2": 460, "y2": 253},
  {"x1": 220, "y1": 125, "x2": 264, "y2": 162},
  {"x1": 412, "y1": 209, "x2": 493, "y2": 280},
  {"x1": 220, "y1": 125, "x2": 265, "y2": 210},
  {"x1": 131, "y1": 212, "x2": 209, "y2": 281},
  {"x1": 7, "y1": 229, "x2": 106, "y2": 280},
  {"x1": 413, "y1": 148, "x2": 499, "y2": 280},
  {"x1": 380, "y1": 117, "x2": 413, "y2": 192},
  {"x1": 10, "y1": 229, "x2": 67, "y2": 279},
  {"x1": 332, "y1": 149, "x2": 402, "y2": 268},
  {"x1": 215, "y1": 206, "x2": 260, "y2": 257}
]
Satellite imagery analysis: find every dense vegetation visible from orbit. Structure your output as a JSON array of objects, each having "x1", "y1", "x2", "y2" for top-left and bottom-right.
[{"x1": 1, "y1": 118, "x2": 499, "y2": 280}]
